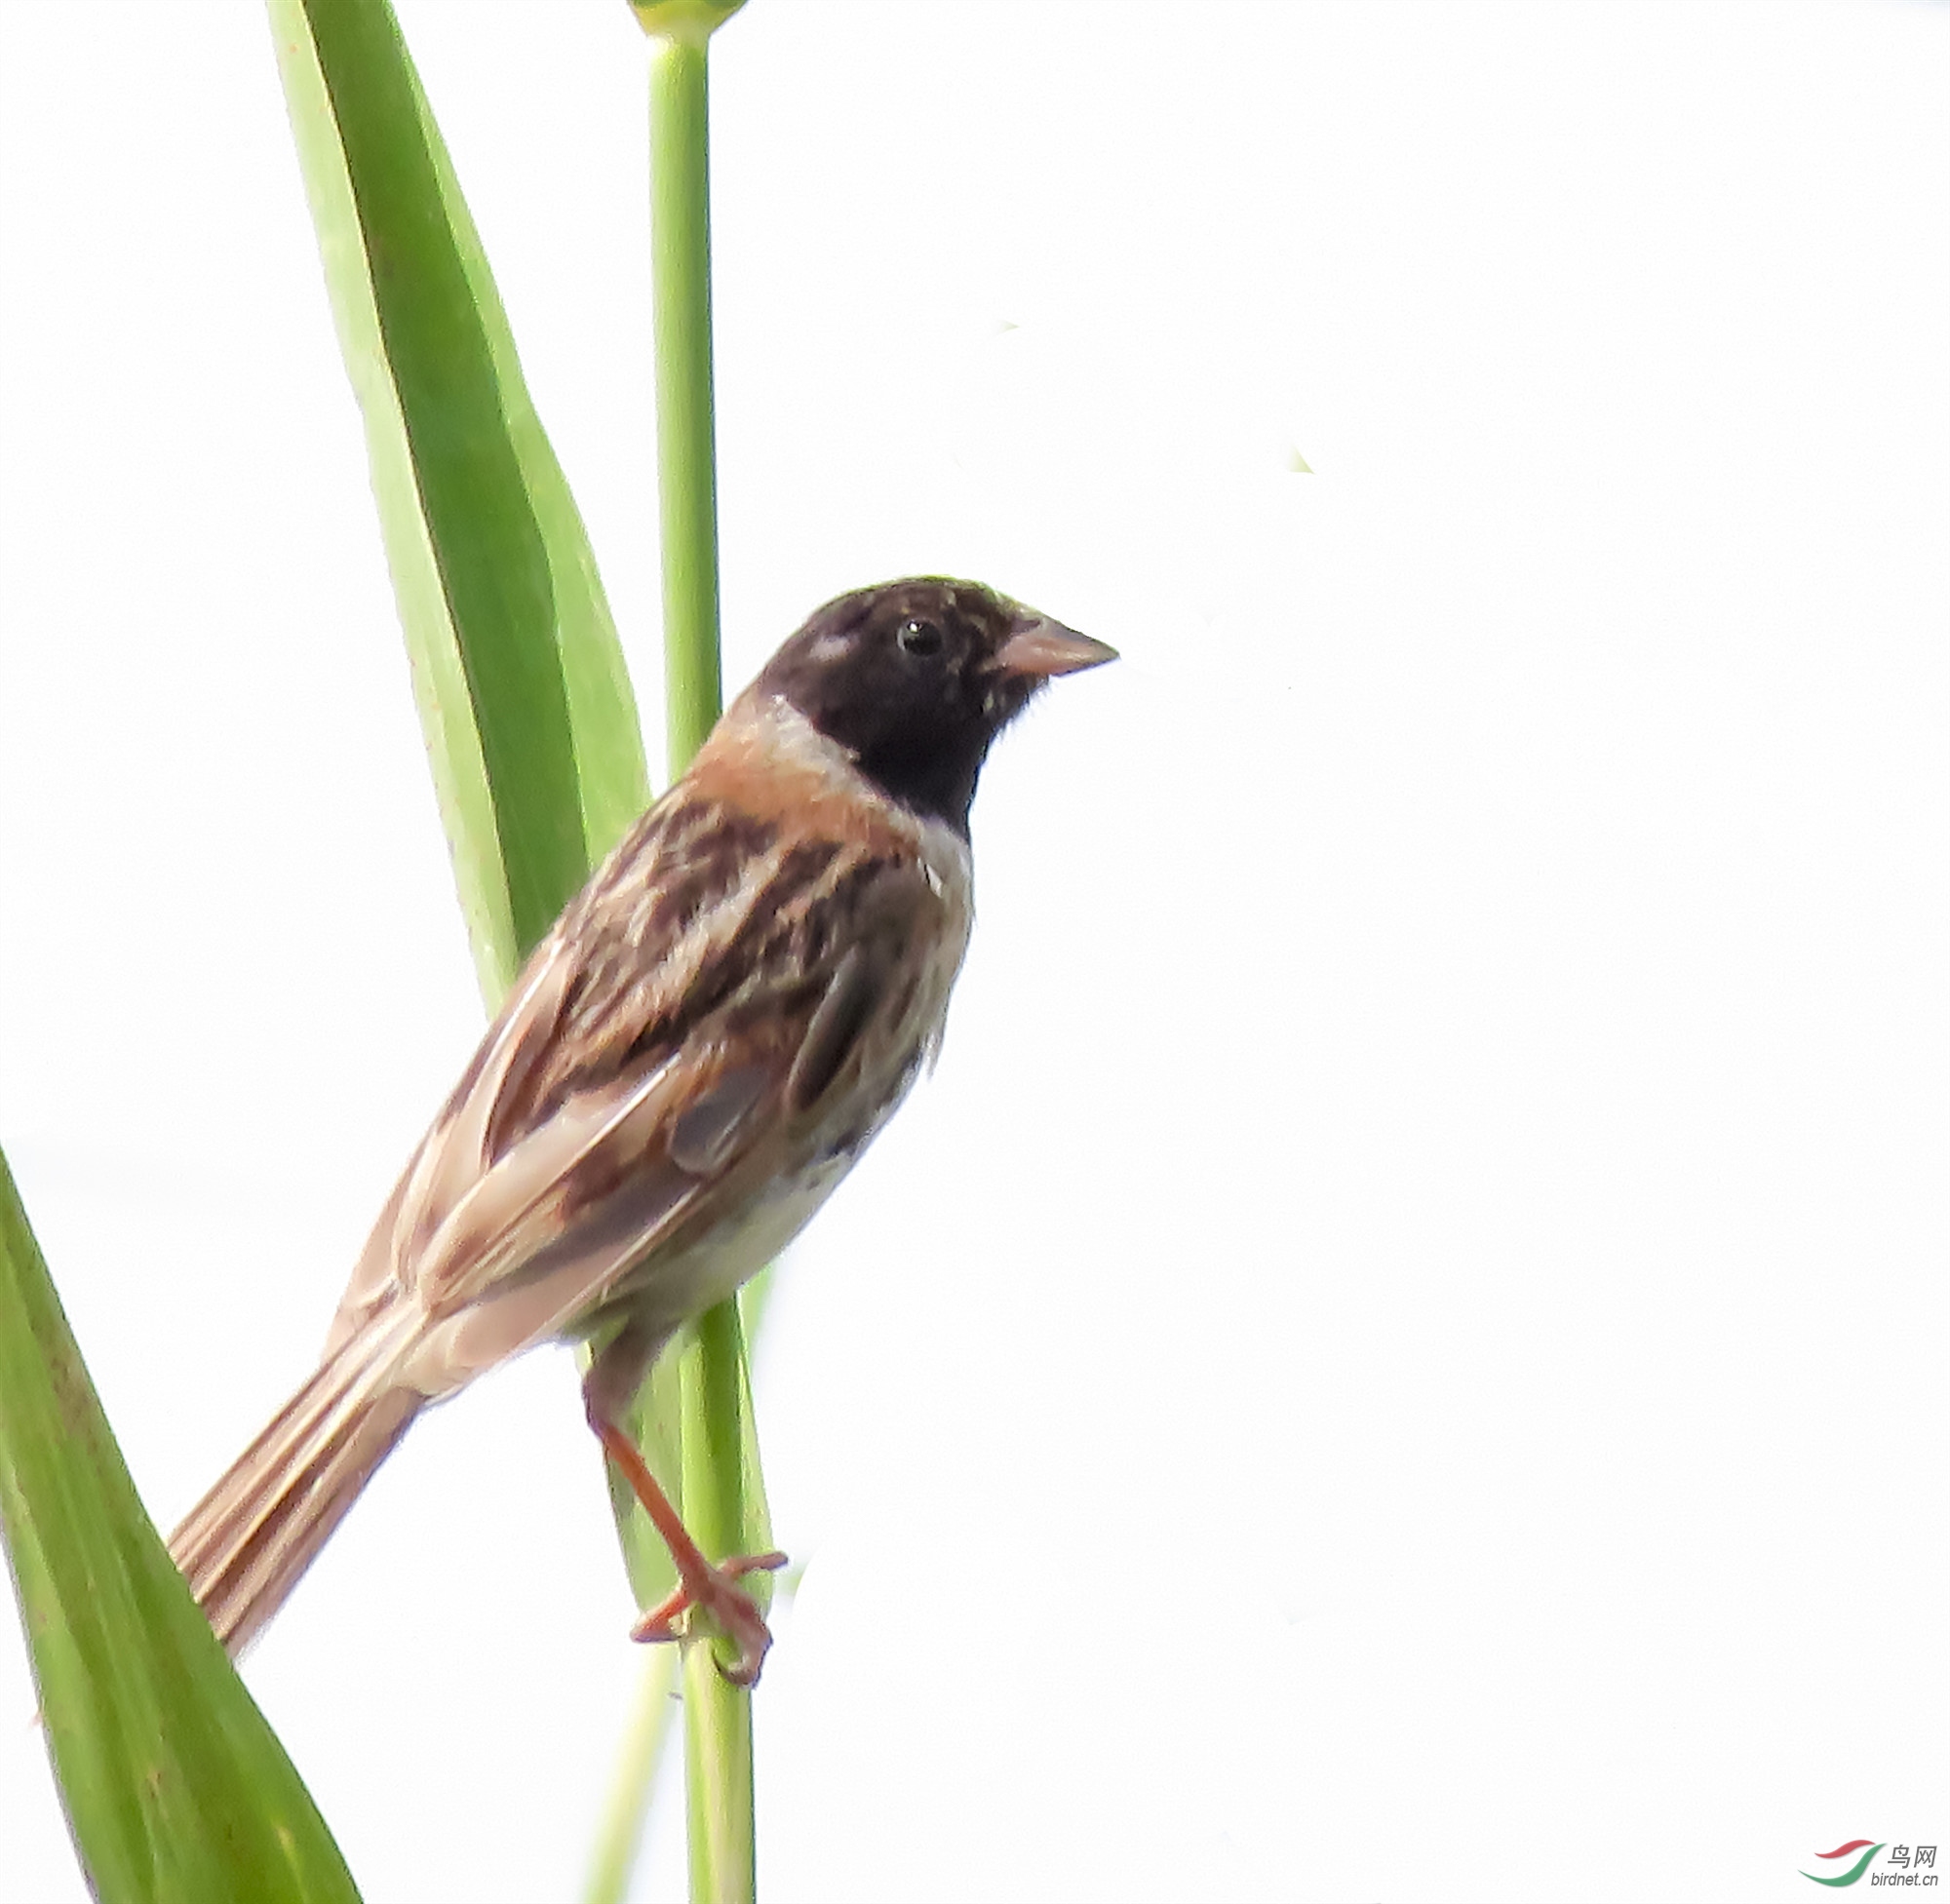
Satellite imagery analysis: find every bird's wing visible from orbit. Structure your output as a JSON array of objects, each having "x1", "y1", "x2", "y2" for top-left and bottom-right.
[{"x1": 328, "y1": 791, "x2": 945, "y2": 1390}]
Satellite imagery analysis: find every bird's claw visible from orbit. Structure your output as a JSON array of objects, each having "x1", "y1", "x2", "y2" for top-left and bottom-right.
[{"x1": 630, "y1": 1549, "x2": 789, "y2": 1688}]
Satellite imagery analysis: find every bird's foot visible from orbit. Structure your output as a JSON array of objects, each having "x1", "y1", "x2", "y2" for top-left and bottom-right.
[{"x1": 630, "y1": 1549, "x2": 788, "y2": 1688}]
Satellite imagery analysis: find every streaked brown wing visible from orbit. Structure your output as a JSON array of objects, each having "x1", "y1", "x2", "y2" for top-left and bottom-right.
[
  {"x1": 401, "y1": 1044, "x2": 784, "y2": 1389},
  {"x1": 328, "y1": 787, "x2": 936, "y2": 1391}
]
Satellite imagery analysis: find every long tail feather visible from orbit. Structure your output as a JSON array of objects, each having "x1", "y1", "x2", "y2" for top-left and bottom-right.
[{"x1": 168, "y1": 1314, "x2": 422, "y2": 1654}]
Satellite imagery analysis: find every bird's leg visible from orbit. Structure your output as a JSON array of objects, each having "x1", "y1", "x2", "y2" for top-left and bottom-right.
[
  {"x1": 586, "y1": 1406, "x2": 787, "y2": 1689},
  {"x1": 583, "y1": 1323, "x2": 787, "y2": 1687}
]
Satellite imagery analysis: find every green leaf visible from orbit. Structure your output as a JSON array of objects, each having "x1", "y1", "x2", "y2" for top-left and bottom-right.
[
  {"x1": 270, "y1": 0, "x2": 653, "y2": 1004},
  {"x1": 580, "y1": 1649, "x2": 682, "y2": 1904},
  {"x1": 0, "y1": 1145, "x2": 362, "y2": 1904}
]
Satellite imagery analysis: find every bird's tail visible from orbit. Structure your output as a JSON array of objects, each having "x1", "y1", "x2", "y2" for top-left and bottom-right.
[{"x1": 168, "y1": 1312, "x2": 423, "y2": 1654}]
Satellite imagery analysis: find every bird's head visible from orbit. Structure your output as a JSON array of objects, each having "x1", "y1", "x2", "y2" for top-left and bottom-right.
[{"x1": 755, "y1": 577, "x2": 1116, "y2": 834}]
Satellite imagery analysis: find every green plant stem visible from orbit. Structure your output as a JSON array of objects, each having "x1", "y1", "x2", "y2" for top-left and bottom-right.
[
  {"x1": 649, "y1": 27, "x2": 723, "y2": 769},
  {"x1": 680, "y1": 1302, "x2": 759, "y2": 1899},
  {"x1": 582, "y1": 1650, "x2": 681, "y2": 1904},
  {"x1": 644, "y1": 18, "x2": 760, "y2": 1904}
]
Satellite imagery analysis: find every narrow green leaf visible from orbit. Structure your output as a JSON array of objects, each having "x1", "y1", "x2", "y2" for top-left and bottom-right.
[
  {"x1": 581, "y1": 1649, "x2": 681, "y2": 1904},
  {"x1": 269, "y1": 0, "x2": 652, "y2": 1002},
  {"x1": 0, "y1": 1145, "x2": 362, "y2": 1904}
]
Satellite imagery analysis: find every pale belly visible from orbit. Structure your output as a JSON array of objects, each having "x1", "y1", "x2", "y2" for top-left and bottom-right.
[{"x1": 642, "y1": 1146, "x2": 860, "y2": 1328}]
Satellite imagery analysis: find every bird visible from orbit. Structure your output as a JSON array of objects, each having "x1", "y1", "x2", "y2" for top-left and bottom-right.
[{"x1": 167, "y1": 576, "x2": 1115, "y2": 1686}]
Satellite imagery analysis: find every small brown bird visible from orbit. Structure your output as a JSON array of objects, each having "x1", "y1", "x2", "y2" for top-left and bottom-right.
[{"x1": 168, "y1": 577, "x2": 1113, "y2": 1685}]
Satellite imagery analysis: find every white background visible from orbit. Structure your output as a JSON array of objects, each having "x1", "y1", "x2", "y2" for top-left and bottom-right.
[{"x1": 1, "y1": 2, "x2": 1945, "y2": 1899}]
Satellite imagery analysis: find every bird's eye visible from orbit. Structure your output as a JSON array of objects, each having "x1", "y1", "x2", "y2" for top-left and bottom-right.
[{"x1": 897, "y1": 617, "x2": 945, "y2": 658}]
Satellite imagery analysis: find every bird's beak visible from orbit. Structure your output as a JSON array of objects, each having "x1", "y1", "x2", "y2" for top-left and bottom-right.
[{"x1": 995, "y1": 613, "x2": 1119, "y2": 680}]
